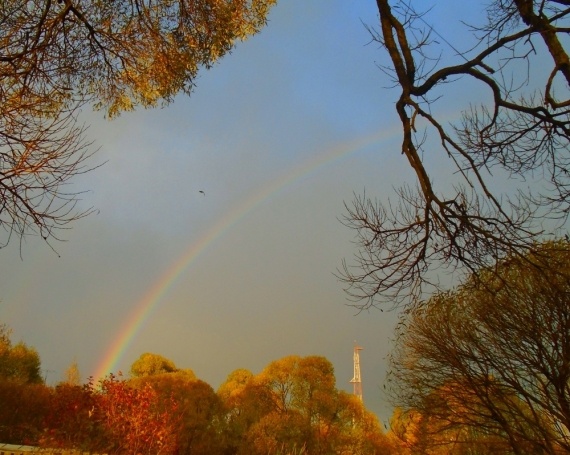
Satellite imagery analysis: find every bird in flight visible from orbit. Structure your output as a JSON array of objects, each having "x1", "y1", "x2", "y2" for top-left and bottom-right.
[{"x1": 199, "y1": 190, "x2": 205, "y2": 196}]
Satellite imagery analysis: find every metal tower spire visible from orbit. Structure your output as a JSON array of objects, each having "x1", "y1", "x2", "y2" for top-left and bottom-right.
[{"x1": 350, "y1": 343, "x2": 363, "y2": 401}]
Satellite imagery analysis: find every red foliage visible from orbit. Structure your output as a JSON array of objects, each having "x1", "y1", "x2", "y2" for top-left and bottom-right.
[
  {"x1": 40, "y1": 381, "x2": 108, "y2": 451},
  {"x1": 42, "y1": 375, "x2": 180, "y2": 455},
  {"x1": 97, "y1": 374, "x2": 180, "y2": 455}
]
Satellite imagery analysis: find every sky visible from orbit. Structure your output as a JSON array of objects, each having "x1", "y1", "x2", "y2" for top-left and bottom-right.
[{"x1": 0, "y1": 0, "x2": 499, "y2": 423}]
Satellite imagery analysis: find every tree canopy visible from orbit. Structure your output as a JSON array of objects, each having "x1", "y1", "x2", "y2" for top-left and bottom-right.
[
  {"x1": 0, "y1": 0, "x2": 275, "y2": 247},
  {"x1": 0, "y1": 323, "x2": 42, "y2": 383},
  {"x1": 388, "y1": 240, "x2": 570, "y2": 454},
  {"x1": 130, "y1": 352, "x2": 183, "y2": 377},
  {"x1": 341, "y1": 0, "x2": 570, "y2": 309},
  {"x1": 224, "y1": 355, "x2": 391, "y2": 455}
]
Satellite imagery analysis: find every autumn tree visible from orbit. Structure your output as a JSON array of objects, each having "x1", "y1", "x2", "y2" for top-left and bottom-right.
[
  {"x1": 329, "y1": 391, "x2": 396, "y2": 455},
  {"x1": 130, "y1": 352, "x2": 181, "y2": 377},
  {"x1": 222, "y1": 355, "x2": 390, "y2": 455},
  {"x1": 0, "y1": 323, "x2": 47, "y2": 444},
  {"x1": 0, "y1": 323, "x2": 42, "y2": 383},
  {"x1": 217, "y1": 368, "x2": 276, "y2": 453},
  {"x1": 132, "y1": 371, "x2": 224, "y2": 455},
  {"x1": 387, "y1": 406, "x2": 512, "y2": 455},
  {"x1": 247, "y1": 355, "x2": 327, "y2": 453},
  {"x1": 41, "y1": 382, "x2": 108, "y2": 452},
  {"x1": 388, "y1": 240, "x2": 570, "y2": 454},
  {"x1": 340, "y1": 0, "x2": 570, "y2": 308},
  {"x1": 97, "y1": 373, "x2": 180, "y2": 455},
  {"x1": 62, "y1": 358, "x2": 81, "y2": 385},
  {"x1": 42, "y1": 371, "x2": 187, "y2": 455},
  {"x1": 0, "y1": 0, "x2": 275, "y2": 247},
  {"x1": 0, "y1": 380, "x2": 51, "y2": 445},
  {"x1": 386, "y1": 408, "x2": 428, "y2": 455},
  {"x1": 164, "y1": 379, "x2": 224, "y2": 455}
]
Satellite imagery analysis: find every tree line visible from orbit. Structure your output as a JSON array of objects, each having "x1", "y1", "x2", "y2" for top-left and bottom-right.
[{"x1": 0, "y1": 343, "x2": 393, "y2": 455}]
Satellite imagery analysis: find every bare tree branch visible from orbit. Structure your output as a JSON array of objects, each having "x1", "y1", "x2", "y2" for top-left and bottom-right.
[{"x1": 340, "y1": 0, "x2": 570, "y2": 308}]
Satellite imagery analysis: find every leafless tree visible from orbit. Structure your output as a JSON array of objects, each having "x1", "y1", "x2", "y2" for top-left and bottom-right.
[
  {"x1": 0, "y1": 0, "x2": 275, "y2": 249},
  {"x1": 388, "y1": 240, "x2": 570, "y2": 454},
  {"x1": 340, "y1": 0, "x2": 570, "y2": 308}
]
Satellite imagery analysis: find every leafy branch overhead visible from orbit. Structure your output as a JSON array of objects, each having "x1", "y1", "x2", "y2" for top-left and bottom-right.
[
  {"x1": 0, "y1": 0, "x2": 275, "y2": 248},
  {"x1": 340, "y1": 0, "x2": 570, "y2": 309}
]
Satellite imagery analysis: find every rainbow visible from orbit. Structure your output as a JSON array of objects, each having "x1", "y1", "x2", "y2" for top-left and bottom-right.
[{"x1": 92, "y1": 127, "x2": 399, "y2": 379}]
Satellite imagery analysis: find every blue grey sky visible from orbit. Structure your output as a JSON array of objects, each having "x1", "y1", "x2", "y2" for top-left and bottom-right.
[{"x1": 1, "y1": 0, "x2": 500, "y2": 422}]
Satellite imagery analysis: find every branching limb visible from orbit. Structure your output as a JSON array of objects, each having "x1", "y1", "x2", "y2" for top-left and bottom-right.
[{"x1": 341, "y1": 0, "x2": 570, "y2": 308}]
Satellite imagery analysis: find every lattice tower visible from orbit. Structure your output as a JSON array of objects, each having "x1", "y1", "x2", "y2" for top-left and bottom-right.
[{"x1": 349, "y1": 344, "x2": 363, "y2": 401}]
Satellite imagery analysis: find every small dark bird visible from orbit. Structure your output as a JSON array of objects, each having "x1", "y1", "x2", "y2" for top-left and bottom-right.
[{"x1": 199, "y1": 190, "x2": 205, "y2": 196}]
